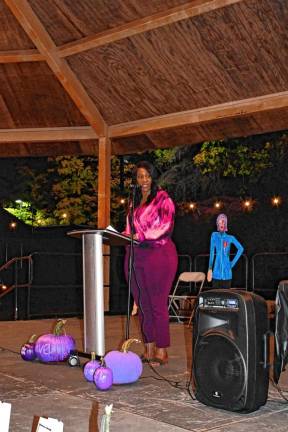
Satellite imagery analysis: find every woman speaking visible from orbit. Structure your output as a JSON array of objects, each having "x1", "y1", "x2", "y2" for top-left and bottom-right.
[{"x1": 123, "y1": 161, "x2": 178, "y2": 365}]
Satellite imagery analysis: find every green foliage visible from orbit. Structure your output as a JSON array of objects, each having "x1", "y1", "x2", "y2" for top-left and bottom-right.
[
  {"x1": 5, "y1": 201, "x2": 33, "y2": 225},
  {"x1": 152, "y1": 148, "x2": 177, "y2": 171},
  {"x1": 193, "y1": 140, "x2": 272, "y2": 177},
  {"x1": 51, "y1": 156, "x2": 98, "y2": 225},
  {"x1": 3, "y1": 132, "x2": 287, "y2": 227},
  {"x1": 25, "y1": 156, "x2": 98, "y2": 226}
]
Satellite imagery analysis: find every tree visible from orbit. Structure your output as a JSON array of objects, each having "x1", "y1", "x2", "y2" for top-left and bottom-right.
[{"x1": 22, "y1": 156, "x2": 98, "y2": 226}]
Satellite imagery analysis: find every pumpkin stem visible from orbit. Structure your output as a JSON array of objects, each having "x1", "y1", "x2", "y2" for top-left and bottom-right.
[
  {"x1": 28, "y1": 334, "x2": 37, "y2": 344},
  {"x1": 91, "y1": 351, "x2": 96, "y2": 361},
  {"x1": 53, "y1": 319, "x2": 67, "y2": 336},
  {"x1": 121, "y1": 338, "x2": 141, "y2": 353},
  {"x1": 100, "y1": 356, "x2": 106, "y2": 367}
]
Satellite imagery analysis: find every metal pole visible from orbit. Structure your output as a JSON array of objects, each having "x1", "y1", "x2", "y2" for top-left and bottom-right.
[
  {"x1": 82, "y1": 232, "x2": 105, "y2": 356},
  {"x1": 14, "y1": 261, "x2": 18, "y2": 320}
]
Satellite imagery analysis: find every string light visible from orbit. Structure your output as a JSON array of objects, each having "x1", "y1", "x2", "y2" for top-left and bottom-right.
[
  {"x1": 189, "y1": 202, "x2": 196, "y2": 210},
  {"x1": 214, "y1": 201, "x2": 221, "y2": 209},
  {"x1": 62, "y1": 213, "x2": 67, "y2": 219},
  {"x1": 120, "y1": 198, "x2": 125, "y2": 204},
  {"x1": 272, "y1": 196, "x2": 281, "y2": 207},
  {"x1": 9, "y1": 221, "x2": 17, "y2": 229}
]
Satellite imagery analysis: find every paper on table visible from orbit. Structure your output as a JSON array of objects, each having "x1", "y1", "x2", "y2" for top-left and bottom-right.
[
  {"x1": 36, "y1": 417, "x2": 64, "y2": 432},
  {"x1": 0, "y1": 401, "x2": 11, "y2": 432},
  {"x1": 105, "y1": 225, "x2": 119, "y2": 233}
]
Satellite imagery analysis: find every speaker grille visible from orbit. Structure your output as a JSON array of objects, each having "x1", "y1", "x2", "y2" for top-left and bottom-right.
[{"x1": 194, "y1": 333, "x2": 246, "y2": 407}]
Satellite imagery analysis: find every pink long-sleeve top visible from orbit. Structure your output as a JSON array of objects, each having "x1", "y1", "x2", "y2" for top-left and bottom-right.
[{"x1": 123, "y1": 189, "x2": 175, "y2": 247}]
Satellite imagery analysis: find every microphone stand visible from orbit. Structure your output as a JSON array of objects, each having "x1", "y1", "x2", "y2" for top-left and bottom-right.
[
  {"x1": 125, "y1": 185, "x2": 146, "y2": 344},
  {"x1": 125, "y1": 185, "x2": 137, "y2": 340}
]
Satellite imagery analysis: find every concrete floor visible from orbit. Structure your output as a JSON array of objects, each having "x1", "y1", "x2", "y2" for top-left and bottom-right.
[{"x1": 0, "y1": 316, "x2": 288, "y2": 431}]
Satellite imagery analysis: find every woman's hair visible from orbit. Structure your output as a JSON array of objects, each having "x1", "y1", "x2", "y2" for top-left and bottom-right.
[{"x1": 132, "y1": 160, "x2": 159, "y2": 207}]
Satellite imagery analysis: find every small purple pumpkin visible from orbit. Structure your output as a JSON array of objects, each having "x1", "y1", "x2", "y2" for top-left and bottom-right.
[
  {"x1": 83, "y1": 352, "x2": 100, "y2": 382},
  {"x1": 104, "y1": 338, "x2": 143, "y2": 384},
  {"x1": 20, "y1": 334, "x2": 37, "y2": 361},
  {"x1": 93, "y1": 360, "x2": 113, "y2": 391},
  {"x1": 35, "y1": 319, "x2": 76, "y2": 362}
]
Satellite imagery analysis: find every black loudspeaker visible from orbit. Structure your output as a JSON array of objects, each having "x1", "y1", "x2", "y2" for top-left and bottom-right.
[
  {"x1": 193, "y1": 289, "x2": 269, "y2": 413},
  {"x1": 274, "y1": 280, "x2": 288, "y2": 383}
]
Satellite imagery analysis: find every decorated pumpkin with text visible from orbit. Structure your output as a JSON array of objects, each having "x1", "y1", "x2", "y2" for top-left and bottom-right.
[{"x1": 35, "y1": 319, "x2": 75, "y2": 362}]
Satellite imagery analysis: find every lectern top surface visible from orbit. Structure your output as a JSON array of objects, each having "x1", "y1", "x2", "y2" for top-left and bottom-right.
[{"x1": 67, "y1": 228, "x2": 139, "y2": 246}]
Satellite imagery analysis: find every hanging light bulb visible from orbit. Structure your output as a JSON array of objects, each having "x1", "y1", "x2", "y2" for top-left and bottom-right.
[
  {"x1": 241, "y1": 198, "x2": 253, "y2": 211},
  {"x1": 272, "y1": 196, "x2": 281, "y2": 207}
]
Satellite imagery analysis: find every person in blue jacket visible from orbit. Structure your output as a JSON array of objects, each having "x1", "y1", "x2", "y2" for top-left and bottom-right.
[{"x1": 207, "y1": 213, "x2": 244, "y2": 289}]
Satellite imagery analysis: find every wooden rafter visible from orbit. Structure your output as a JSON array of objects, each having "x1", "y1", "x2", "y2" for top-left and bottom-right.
[
  {"x1": 58, "y1": 0, "x2": 242, "y2": 58},
  {"x1": 1, "y1": 91, "x2": 287, "y2": 145},
  {"x1": 0, "y1": 49, "x2": 44, "y2": 63},
  {"x1": 0, "y1": 0, "x2": 243, "y2": 63},
  {"x1": 4, "y1": 0, "x2": 106, "y2": 137},
  {"x1": 0, "y1": 126, "x2": 97, "y2": 142},
  {"x1": 109, "y1": 92, "x2": 288, "y2": 138}
]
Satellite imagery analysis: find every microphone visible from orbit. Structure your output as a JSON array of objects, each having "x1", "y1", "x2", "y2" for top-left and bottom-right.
[{"x1": 129, "y1": 184, "x2": 140, "y2": 190}]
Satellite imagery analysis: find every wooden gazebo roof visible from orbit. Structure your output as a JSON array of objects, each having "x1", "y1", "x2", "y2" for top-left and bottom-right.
[{"x1": 0, "y1": 0, "x2": 287, "y2": 158}]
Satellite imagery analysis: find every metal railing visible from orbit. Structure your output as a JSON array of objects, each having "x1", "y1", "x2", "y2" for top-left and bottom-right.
[
  {"x1": 251, "y1": 252, "x2": 288, "y2": 297},
  {"x1": 1, "y1": 250, "x2": 288, "y2": 320},
  {"x1": 26, "y1": 251, "x2": 83, "y2": 319},
  {"x1": 0, "y1": 255, "x2": 33, "y2": 320}
]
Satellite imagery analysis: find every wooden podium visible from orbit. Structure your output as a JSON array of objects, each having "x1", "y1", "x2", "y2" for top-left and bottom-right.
[{"x1": 68, "y1": 229, "x2": 137, "y2": 356}]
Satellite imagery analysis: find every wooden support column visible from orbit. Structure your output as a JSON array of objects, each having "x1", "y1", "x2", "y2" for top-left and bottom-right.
[
  {"x1": 97, "y1": 135, "x2": 111, "y2": 311},
  {"x1": 97, "y1": 135, "x2": 111, "y2": 228}
]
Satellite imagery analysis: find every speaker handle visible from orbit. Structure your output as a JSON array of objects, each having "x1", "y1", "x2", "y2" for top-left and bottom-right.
[{"x1": 263, "y1": 331, "x2": 272, "y2": 369}]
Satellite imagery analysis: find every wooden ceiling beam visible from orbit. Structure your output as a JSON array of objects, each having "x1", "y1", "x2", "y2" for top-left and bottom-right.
[
  {"x1": 0, "y1": 0, "x2": 243, "y2": 62},
  {"x1": 109, "y1": 91, "x2": 288, "y2": 138},
  {"x1": 58, "y1": 0, "x2": 243, "y2": 57},
  {"x1": 0, "y1": 49, "x2": 44, "y2": 63},
  {"x1": 4, "y1": 0, "x2": 107, "y2": 137},
  {"x1": 0, "y1": 126, "x2": 97, "y2": 142}
]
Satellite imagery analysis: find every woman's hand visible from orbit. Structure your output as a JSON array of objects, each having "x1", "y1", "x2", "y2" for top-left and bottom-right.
[{"x1": 207, "y1": 269, "x2": 213, "y2": 282}]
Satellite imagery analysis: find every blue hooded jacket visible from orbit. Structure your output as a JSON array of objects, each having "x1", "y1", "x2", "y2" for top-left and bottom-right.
[{"x1": 208, "y1": 231, "x2": 244, "y2": 280}]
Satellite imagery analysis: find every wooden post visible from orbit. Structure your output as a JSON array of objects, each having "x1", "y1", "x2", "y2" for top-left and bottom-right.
[
  {"x1": 97, "y1": 135, "x2": 111, "y2": 228},
  {"x1": 98, "y1": 135, "x2": 111, "y2": 311}
]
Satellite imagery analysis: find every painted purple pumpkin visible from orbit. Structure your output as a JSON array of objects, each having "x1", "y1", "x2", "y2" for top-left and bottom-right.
[
  {"x1": 93, "y1": 364, "x2": 113, "y2": 391},
  {"x1": 35, "y1": 319, "x2": 76, "y2": 362},
  {"x1": 104, "y1": 338, "x2": 143, "y2": 384},
  {"x1": 20, "y1": 334, "x2": 37, "y2": 361},
  {"x1": 83, "y1": 352, "x2": 100, "y2": 382}
]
